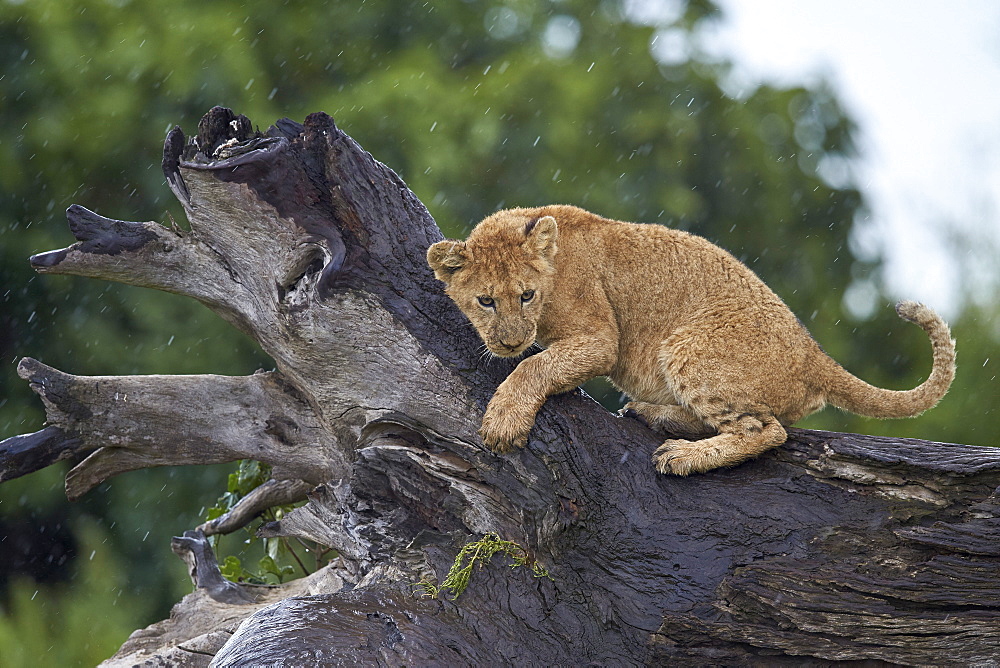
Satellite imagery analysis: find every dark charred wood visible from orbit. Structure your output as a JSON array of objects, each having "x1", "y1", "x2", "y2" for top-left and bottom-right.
[
  {"x1": 0, "y1": 425, "x2": 90, "y2": 483},
  {"x1": 195, "y1": 106, "x2": 255, "y2": 158},
  {"x1": 4, "y1": 107, "x2": 999, "y2": 667}
]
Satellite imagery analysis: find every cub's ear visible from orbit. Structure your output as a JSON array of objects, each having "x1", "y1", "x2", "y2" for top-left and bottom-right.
[
  {"x1": 427, "y1": 240, "x2": 472, "y2": 283},
  {"x1": 525, "y1": 215, "x2": 558, "y2": 261}
]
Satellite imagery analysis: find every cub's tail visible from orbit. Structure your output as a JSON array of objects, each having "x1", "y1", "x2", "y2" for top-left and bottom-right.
[{"x1": 820, "y1": 301, "x2": 956, "y2": 419}]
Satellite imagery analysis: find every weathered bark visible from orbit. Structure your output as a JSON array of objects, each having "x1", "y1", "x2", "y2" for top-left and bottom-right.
[{"x1": 3, "y1": 106, "x2": 1000, "y2": 666}]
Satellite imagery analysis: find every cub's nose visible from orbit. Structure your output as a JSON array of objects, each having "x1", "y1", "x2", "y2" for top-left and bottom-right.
[
  {"x1": 495, "y1": 322, "x2": 532, "y2": 354},
  {"x1": 498, "y1": 336, "x2": 525, "y2": 350},
  {"x1": 492, "y1": 336, "x2": 528, "y2": 357}
]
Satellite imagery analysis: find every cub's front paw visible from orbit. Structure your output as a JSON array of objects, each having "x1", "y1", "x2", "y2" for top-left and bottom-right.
[{"x1": 479, "y1": 401, "x2": 535, "y2": 454}]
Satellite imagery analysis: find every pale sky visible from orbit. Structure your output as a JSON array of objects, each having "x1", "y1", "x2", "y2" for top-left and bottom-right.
[{"x1": 707, "y1": 0, "x2": 1000, "y2": 317}]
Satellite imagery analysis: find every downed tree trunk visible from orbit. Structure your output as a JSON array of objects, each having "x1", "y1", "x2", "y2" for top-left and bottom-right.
[{"x1": 3, "y1": 106, "x2": 1000, "y2": 666}]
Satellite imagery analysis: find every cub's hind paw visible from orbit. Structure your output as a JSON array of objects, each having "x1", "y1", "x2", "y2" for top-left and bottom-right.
[
  {"x1": 623, "y1": 400, "x2": 658, "y2": 419},
  {"x1": 618, "y1": 404, "x2": 652, "y2": 429},
  {"x1": 652, "y1": 439, "x2": 699, "y2": 476},
  {"x1": 625, "y1": 401, "x2": 711, "y2": 439}
]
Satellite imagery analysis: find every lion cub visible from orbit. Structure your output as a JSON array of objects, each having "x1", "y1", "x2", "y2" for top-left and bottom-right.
[{"x1": 427, "y1": 205, "x2": 956, "y2": 475}]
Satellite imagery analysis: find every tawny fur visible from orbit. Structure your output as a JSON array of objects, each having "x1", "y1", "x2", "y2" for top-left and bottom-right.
[{"x1": 427, "y1": 205, "x2": 956, "y2": 475}]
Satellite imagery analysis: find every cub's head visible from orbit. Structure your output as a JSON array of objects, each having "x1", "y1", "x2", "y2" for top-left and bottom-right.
[{"x1": 427, "y1": 211, "x2": 558, "y2": 357}]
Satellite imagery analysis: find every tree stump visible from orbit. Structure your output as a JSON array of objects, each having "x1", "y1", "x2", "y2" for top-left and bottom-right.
[{"x1": 3, "y1": 107, "x2": 1000, "y2": 666}]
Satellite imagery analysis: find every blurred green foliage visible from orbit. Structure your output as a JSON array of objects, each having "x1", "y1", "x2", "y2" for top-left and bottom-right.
[
  {"x1": 0, "y1": 0, "x2": 996, "y2": 663},
  {"x1": 205, "y1": 459, "x2": 334, "y2": 585},
  {"x1": 0, "y1": 519, "x2": 153, "y2": 667}
]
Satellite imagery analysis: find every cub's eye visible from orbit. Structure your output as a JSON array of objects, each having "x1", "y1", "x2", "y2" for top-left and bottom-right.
[
  {"x1": 477, "y1": 296, "x2": 495, "y2": 308},
  {"x1": 521, "y1": 289, "x2": 536, "y2": 303}
]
